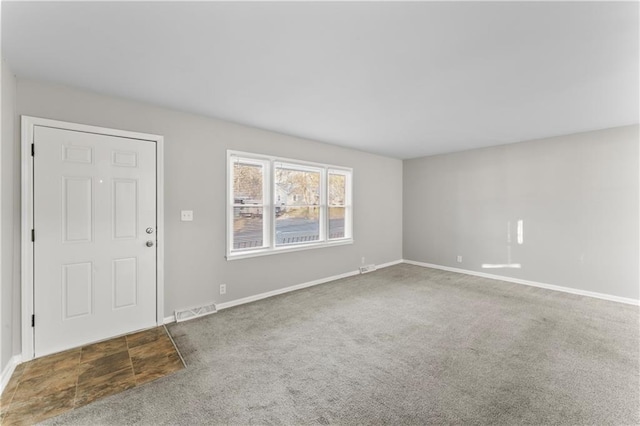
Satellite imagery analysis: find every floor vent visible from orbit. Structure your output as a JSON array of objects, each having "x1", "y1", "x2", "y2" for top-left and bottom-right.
[
  {"x1": 359, "y1": 264, "x2": 377, "y2": 274},
  {"x1": 175, "y1": 303, "x2": 217, "y2": 323}
]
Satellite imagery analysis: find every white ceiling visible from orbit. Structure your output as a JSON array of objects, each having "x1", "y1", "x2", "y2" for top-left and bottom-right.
[{"x1": 2, "y1": 1, "x2": 638, "y2": 159}]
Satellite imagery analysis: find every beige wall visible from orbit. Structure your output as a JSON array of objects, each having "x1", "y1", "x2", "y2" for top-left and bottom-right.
[
  {"x1": 15, "y1": 78, "x2": 403, "y2": 328},
  {"x1": 1, "y1": 60, "x2": 18, "y2": 371},
  {"x1": 404, "y1": 125, "x2": 640, "y2": 300}
]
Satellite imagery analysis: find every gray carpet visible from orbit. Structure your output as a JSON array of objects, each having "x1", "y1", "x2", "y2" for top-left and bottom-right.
[{"x1": 44, "y1": 264, "x2": 639, "y2": 425}]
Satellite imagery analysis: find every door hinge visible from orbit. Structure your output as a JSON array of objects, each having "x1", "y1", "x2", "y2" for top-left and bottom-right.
[
  {"x1": 31, "y1": 315, "x2": 35, "y2": 327},
  {"x1": 31, "y1": 143, "x2": 35, "y2": 156},
  {"x1": 31, "y1": 229, "x2": 35, "y2": 242}
]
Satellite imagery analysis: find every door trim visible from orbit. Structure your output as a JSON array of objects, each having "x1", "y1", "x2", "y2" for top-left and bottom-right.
[{"x1": 21, "y1": 116, "x2": 165, "y2": 361}]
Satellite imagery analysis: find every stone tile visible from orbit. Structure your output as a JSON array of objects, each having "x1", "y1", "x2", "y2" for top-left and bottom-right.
[
  {"x1": 2, "y1": 327, "x2": 187, "y2": 423},
  {"x1": 8, "y1": 362, "x2": 27, "y2": 382},
  {"x1": 81, "y1": 336, "x2": 128, "y2": 363},
  {"x1": 77, "y1": 350, "x2": 131, "y2": 383},
  {"x1": 20, "y1": 348, "x2": 81, "y2": 381},
  {"x1": 128, "y1": 334, "x2": 176, "y2": 360},
  {"x1": 2, "y1": 386, "x2": 76, "y2": 425},
  {"x1": 126, "y1": 326, "x2": 168, "y2": 349},
  {"x1": 12, "y1": 362, "x2": 27, "y2": 376},
  {"x1": 1, "y1": 389, "x2": 17, "y2": 413},
  {"x1": 0, "y1": 366, "x2": 24, "y2": 410},
  {"x1": 11, "y1": 365, "x2": 78, "y2": 405},
  {"x1": 132, "y1": 350, "x2": 184, "y2": 386},
  {"x1": 75, "y1": 366, "x2": 136, "y2": 408}
]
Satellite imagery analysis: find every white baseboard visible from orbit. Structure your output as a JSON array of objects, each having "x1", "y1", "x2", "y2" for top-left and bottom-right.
[
  {"x1": 215, "y1": 259, "x2": 403, "y2": 311},
  {"x1": 376, "y1": 259, "x2": 404, "y2": 269},
  {"x1": 216, "y1": 269, "x2": 360, "y2": 311},
  {"x1": 403, "y1": 259, "x2": 640, "y2": 306},
  {"x1": 1, "y1": 355, "x2": 22, "y2": 395},
  {"x1": 163, "y1": 315, "x2": 176, "y2": 325}
]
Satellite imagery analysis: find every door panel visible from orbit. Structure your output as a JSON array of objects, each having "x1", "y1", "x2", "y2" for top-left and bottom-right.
[
  {"x1": 112, "y1": 257, "x2": 138, "y2": 309},
  {"x1": 33, "y1": 125, "x2": 157, "y2": 357},
  {"x1": 113, "y1": 179, "x2": 138, "y2": 239},
  {"x1": 62, "y1": 262, "x2": 93, "y2": 319},
  {"x1": 62, "y1": 177, "x2": 93, "y2": 242}
]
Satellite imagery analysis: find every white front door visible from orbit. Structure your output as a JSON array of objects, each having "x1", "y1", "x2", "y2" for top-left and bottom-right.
[{"x1": 33, "y1": 125, "x2": 157, "y2": 357}]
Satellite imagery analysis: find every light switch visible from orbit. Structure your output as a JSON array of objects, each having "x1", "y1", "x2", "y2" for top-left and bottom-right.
[{"x1": 181, "y1": 210, "x2": 194, "y2": 221}]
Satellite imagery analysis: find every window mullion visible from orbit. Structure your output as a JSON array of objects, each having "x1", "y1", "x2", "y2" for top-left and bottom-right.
[
  {"x1": 270, "y1": 159, "x2": 276, "y2": 249},
  {"x1": 346, "y1": 171, "x2": 353, "y2": 239},
  {"x1": 262, "y1": 159, "x2": 271, "y2": 250}
]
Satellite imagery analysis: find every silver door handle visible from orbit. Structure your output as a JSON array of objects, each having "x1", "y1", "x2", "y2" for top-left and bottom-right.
[
  {"x1": 146, "y1": 241, "x2": 154, "y2": 247},
  {"x1": 146, "y1": 227, "x2": 154, "y2": 234}
]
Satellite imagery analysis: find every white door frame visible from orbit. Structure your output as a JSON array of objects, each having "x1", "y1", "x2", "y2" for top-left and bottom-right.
[{"x1": 21, "y1": 116, "x2": 165, "y2": 361}]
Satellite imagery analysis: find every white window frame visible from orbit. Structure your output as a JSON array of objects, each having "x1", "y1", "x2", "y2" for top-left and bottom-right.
[
  {"x1": 227, "y1": 150, "x2": 353, "y2": 260},
  {"x1": 229, "y1": 156, "x2": 270, "y2": 251},
  {"x1": 327, "y1": 168, "x2": 353, "y2": 240}
]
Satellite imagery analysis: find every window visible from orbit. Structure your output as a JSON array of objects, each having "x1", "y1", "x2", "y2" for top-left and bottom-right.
[
  {"x1": 228, "y1": 151, "x2": 353, "y2": 259},
  {"x1": 328, "y1": 170, "x2": 349, "y2": 240},
  {"x1": 231, "y1": 158, "x2": 268, "y2": 251}
]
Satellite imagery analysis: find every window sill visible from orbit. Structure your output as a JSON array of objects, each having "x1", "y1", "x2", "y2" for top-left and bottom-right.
[{"x1": 226, "y1": 238, "x2": 354, "y2": 261}]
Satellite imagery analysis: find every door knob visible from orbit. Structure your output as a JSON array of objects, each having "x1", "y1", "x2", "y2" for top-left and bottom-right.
[
  {"x1": 146, "y1": 227, "x2": 154, "y2": 234},
  {"x1": 146, "y1": 240, "x2": 154, "y2": 247}
]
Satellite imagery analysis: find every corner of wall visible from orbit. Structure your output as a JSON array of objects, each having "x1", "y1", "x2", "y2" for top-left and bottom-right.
[
  {"x1": 1, "y1": 58, "x2": 19, "y2": 374},
  {"x1": 0, "y1": 57, "x2": 4, "y2": 376}
]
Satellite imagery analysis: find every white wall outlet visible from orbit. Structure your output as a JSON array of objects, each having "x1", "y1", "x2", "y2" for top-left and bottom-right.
[
  {"x1": 181, "y1": 210, "x2": 194, "y2": 221},
  {"x1": 457, "y1": 255, "x2": 463, "y2": 263},
  {"x1": 361, "y1": 257, "x2": 365, "y2": 265},
  {"x1": 220, "y1": 284, "x2": 226, "y2": 295}
]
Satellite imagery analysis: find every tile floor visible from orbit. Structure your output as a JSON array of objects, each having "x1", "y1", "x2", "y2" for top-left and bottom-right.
[{"x1": 0, "y1": 326, "x2": 185, "y2": 425}]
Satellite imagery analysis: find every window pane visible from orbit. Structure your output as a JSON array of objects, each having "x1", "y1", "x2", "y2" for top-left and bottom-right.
[
  {"x1": 275, "y1": 167, "x2": 320, "y2": 207},
  {"x1": 328, "y1": 173, "x2": 346, "y2": 206},
  {"x1": 233, "y1": 215, "x2": 264, "y2": 250},
  {"x1": 233, "y1": 161, "x2": 263, "y2": 204},
  {"x1": 329, "y1": 207, "x2": 345, "y2": 239},
  {"x1": 232, "y1": 159, "x2": 265, "y2": 251},
  {"x1": 276, "y1": 207, "x2": 320, "y2": 246}
]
